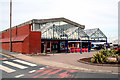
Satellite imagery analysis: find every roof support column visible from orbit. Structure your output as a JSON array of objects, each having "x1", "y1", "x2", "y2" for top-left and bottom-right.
[
  {"x1": 106, "y1": 38, "x2": 108, "y2": 49},
  {"x1": 67, "y1": 36, "x2": 68, "y2": 53},
  {"x1": 45, "y1": 41, "x2": 47, "y2": 53},
  {"x1": 53, "y1": 24, "x2": 55, "y2": 39},
  {"x1": 88, "y1": 37, "x2": 90, "y2": 52},
  {"x1": 50, "y1": 41, "x2": 52, "y2": 53},
  {"x1": 80, "y1": 41, "x2": 82, "y2": 54}
]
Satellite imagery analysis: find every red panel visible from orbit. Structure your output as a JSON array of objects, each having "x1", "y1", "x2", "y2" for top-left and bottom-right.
[
  {"x1": 70, "y1": 48, "x2": 75, "y2": 53},
  {"x1": 75, "y1": 48, "x2": 78, "y2": 52},
  {"x1": 29, "y1": 31, "x2": 41, "y2": 54},
  {"x1": 85, "y1": 48, "x2": 88, "y2": 52},
  {"x1": 82, "y1": 48, "x2": 84, "y2": 52},
  {"x1": 78, "y1": 48, "x2": 81, "y2": 52}
]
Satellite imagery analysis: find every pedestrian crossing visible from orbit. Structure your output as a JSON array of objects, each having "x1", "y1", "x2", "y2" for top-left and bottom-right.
[
  {"x1": 1, "y1": 59, "x2": 38, "y2": 73},
  {"x1": 1, "y1": 58, "x2": 77, "y2": 78},
  {"x1": 13, "y1": 59, "x2": 37, "y2": 67},
  {"x1": 0, "y1": 64, "x2": 16, "y2": 73},
  {"x1": 3, "y1": 61, "x2": 28, "y2": 69},
  {"x1": 15, "y1": 74, "x2": 25, "y2": 78}
]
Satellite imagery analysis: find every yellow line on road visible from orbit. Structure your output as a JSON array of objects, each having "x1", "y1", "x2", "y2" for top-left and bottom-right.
[{"x1": 0, "y1": 53, "x2": 11, "y2": 58}]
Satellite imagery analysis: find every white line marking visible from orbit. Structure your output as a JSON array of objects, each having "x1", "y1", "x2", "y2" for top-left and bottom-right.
[
  {"x1": 13, "y1": 59, "x2": 37, "y2": 67},
  {"x1": 15, "y1": 74, "x2": 24, "y2": 78},
  {"x1": 39, "y1": 67, "x2": 45, "y2": 69},
  {"x1": 3, "y1": 61, "x2": 28, "y2": 69},
  {"x1": 29, "y1": 70, "x2": 36, "y2": 73},
  {"x1": 0, "y1": 64, "x2": 16, "y2": 73}
]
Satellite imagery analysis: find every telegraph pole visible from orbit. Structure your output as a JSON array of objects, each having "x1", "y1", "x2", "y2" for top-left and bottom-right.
[{"x1": 10, "y1": 0, "x2": 12, "y2": 52}]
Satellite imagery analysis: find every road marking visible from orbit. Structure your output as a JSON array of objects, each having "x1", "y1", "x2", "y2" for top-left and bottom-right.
[
  {"x1": 34, "y1": 69, "x2": 53, "y2": 78},
  {"x1": 48, "y1": 69, "x2": 62, "y2": 75},
  {"x1": 33, "y1": 68, "x2": 46, "y2": 74},
  {"x1": 29, "y1": 70, "x2": 36, "y2": 73},
  {"x1": 0, "y1": 57, "x2": 15, "y2": 60},
  {"x1": 39, "y1": 69, "x2": 53, "y2": 76},
  {"x1": 3, "y1": 61, "x2": 28, "y2": 69},
  {"x1": 0, "y1": 53, "x2": 11, "y2": 58},
  {"x1": 13, "y1": 59, "x2": 37, "y2": 67},
  {"x1": 15, "y1": 74, "x2": 24, "y2": 78},
  {"x1": 0, "y1": 64, "x2": 16, "y2": 73},
  {"x1": 39, "y1": 67, "x2": 45, "y2": 69}
]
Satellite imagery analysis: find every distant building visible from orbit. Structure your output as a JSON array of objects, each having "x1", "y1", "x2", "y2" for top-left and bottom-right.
[{"x1": 112, "y1": 38, "x2": 118, "y2": 45}]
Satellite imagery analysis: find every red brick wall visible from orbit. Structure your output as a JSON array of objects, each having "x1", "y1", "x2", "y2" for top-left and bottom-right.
[
  {"x1": 2, "y1": 24, "x2": 30, "y2": 41},
  {"x1": 16, "y1": 25, "x2": 30, "y2": 36},
  {"x1": 23, "y1": 36, "x2": 30, "y2": 54},
  {"x1": 1, "y1": 24, "x2": 31, "y2": 53},
  {"x1": 1, "y1": 24, "x2": 42, "y2": 54},
  {"x1": 2, "y1": 43, "x2": 10, "y2": 50},
  {"x1": 12, "y1": 42, "x2": 23, "y2": 53},
  {"x1": 29, "y1": 31, "x2": 41, "y2": 54}
]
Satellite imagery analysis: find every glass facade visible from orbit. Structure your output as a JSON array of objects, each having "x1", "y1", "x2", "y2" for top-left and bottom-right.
[
  {"x1": 84, "y1": 28, "x2": 107, "y2": 40},
  {"x1": 31, "y1": 21, "x2": 106, "y2": 41}
]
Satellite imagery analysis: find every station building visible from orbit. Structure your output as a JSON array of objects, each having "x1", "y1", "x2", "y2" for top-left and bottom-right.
[{"x1": 0, "y1": 18, "x2": 107, "y2": 54}]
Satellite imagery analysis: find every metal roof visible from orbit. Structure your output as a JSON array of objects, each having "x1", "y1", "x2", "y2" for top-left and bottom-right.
[
  {"x1": 1, "y1": 17, "x2": 85, "y2": 33},
  {"x1": 84, "y1": 28, "x2": 107, "y2": 40},
  {"x1": 84, "y1": 28, "x2": 98, "y2": 36}
]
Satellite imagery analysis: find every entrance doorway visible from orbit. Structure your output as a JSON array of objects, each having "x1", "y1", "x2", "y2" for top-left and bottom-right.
[
  {"x1": 41, "y1": 43, "x2": 44, "y2": 53},
  {"x1": 51, "y1": 43, "x2": 58, "y2": 53}
]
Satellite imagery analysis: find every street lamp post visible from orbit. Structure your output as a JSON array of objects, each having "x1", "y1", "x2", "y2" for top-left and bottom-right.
[{"x1": 10, "y1": 0, "x2": 12, "y2": 52}]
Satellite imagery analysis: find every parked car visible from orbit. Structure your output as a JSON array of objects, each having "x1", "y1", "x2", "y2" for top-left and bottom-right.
[
  {"x1": 116, "y1": 45, "x2": 120, "y2": 51},
  {"x1": 92, "y1": 46, "x2": 101, "y2": 50},
  {"x1": 113, "y1": 46, "x2": 118, "y2": 50}
]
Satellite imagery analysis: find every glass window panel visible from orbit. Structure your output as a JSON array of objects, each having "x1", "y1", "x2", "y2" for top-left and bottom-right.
[
  {"x1": 59, "y1": 21, "x2": 68, "y2": 25},
  {"x1": 32, "y1": 23, "x2": 40, "y2": 31},
  {"x1": 53, "y1": 21, "x2": 60, "y2": 26}
]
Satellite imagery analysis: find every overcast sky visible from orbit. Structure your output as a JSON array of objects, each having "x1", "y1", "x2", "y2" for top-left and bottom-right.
[{"x1": 0, "y1": 0, "x2": 119, "y2": 42}]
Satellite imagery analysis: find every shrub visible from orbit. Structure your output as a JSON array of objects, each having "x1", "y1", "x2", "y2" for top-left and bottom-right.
[
  {"x1": 99, "y1": 49, "x2": 111, "y2": 57},
  {"x1": 91, "y1": 52, "x2": 107, "y2": 64},
  {"x1": 91, "y1": 58, "x2": 95, "y2": 63},
  {"x1": 115, "y1": 50, "x2": 120, "y2": 56},
  {"x1": 91, "y1": 49, "x2": 119, "y2": 64}
]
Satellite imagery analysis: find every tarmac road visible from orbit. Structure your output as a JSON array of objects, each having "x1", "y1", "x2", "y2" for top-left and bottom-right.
[{"x1": 0, "y1": 52, "x2": 118, "y2": 78}]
